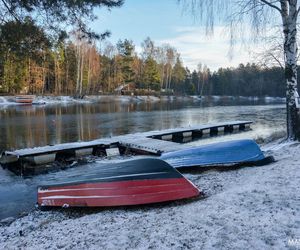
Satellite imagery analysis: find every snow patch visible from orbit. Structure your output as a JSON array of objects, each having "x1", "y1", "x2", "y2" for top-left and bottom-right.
[
  {"x1": 0, "y1": 96, "x2": 15, "y2": 105},
  {"x1": 264, "y1": 96, "x2": 285, "y2": 103}
]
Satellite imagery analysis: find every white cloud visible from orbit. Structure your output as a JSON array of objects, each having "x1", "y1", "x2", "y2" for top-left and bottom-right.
[{"x1": 156, "y1": 26, "x2": 262, "y2": 71}]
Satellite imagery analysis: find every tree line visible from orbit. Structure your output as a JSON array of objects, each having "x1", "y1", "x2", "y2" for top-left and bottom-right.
[
  {"x1": 203, "y1": 64, "x2": 286, "y2": 97},
  {"x1": 0, "y1": 20, "x2": 288, "y2": 97},
  {"x1": 0, "y1": 24, "x2": 189, "y2": 97}
]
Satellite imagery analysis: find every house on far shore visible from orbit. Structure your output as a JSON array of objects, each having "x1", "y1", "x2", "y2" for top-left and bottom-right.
[{"x1": 114, "y1": 83, "x2": 135, "y2": 95}]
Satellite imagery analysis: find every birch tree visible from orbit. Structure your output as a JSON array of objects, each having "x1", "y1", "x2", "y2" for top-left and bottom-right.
[
  {"x1": 103, "y1": 42, "x2": 117, "y2": 92},
  {"x1": 165, "y1": 46, "x2": 177, "y2": 90},
  {"x1": 180, "y1": 0, "x2": 300, "y2": 140},
  {"x1": 141, "y1": 37, "x2": 156, "y2": 60},
  {"x1": 155, "y1": 45, "x2": 168, "y2": 89}
]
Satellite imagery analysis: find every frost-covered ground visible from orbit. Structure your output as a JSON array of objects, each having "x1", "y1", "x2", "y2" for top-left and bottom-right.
[{"x1": 0, "y1": 139, "x2": 299, "y2": 249}]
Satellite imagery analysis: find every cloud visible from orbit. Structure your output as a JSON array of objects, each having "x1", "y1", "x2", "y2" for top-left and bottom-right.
[{"x1": 155, "y1": 25, "x2": 261, "y2": 71}]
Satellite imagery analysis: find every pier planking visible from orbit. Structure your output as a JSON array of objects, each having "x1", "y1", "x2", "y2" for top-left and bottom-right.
[{"x1": 0, "y1": 121, "x2": 252, "y2": 175}]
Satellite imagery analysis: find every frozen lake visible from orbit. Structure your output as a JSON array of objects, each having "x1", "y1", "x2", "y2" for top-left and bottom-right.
[{"x1": 0, "y1": 97, "x2": 286, "y2": 219}]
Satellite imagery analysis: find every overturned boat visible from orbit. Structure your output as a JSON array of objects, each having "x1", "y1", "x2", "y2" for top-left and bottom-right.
[
  {"x1": 15, "y1": 95, "x2": 35, "y2": 104},
  {"x1": 160, "y1": 139, "x2": 274, "y2": 169},
  {"x1": 38, "y1": 158, "x2": 200, "y2": 208}
]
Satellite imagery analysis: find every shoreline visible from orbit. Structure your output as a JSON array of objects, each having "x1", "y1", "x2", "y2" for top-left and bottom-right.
[
  {"x1": 1, "y1": 138, "x2": 299, "y2": 249},
  {"x1": 0, "y1": 95, "x2": 286, "y2": 106}
]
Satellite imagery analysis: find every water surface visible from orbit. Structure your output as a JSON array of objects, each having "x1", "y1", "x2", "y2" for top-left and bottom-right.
[
  {"x1": 0, "y1": 98, "x2": 286, "y2": 219},
  {"x1": 0, "y1": 98, "x2": 286, "y2": 151}
]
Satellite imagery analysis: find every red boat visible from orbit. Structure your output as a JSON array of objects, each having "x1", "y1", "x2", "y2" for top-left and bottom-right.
[
  {"x1": 15, "y1": 95, "x2": 35, "y2": 104},
  {"x1": 37, "y1": 158, "x2": 200, "y2": 208}
]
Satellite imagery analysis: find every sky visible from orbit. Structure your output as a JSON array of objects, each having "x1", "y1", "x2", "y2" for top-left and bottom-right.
[{"x1": 93, "y1": 0, "x2": 261, "y2": 71}]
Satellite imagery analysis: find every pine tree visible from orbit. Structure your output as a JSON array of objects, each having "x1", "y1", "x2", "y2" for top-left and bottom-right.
[
  {"x1": 143, "y1": 58, "x2": 161, "y2": 91},
  {"x1": 117, "y1": 39, "x2": 135, "y2": 85}
]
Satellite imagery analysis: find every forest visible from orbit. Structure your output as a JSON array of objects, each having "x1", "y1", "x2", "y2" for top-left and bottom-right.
[{"x1": 0, "y1": 19, "x2": 287, "y2": 98}]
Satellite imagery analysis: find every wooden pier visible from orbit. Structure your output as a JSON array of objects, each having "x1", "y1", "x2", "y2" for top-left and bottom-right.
[{"x1": 0, "y1": 121, "x2": 252, "y2": 175}]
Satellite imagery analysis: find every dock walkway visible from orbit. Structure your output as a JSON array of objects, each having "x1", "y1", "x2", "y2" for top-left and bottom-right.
[{"x1": 0, "y1": 120, "x2": 252, "y2": 175}]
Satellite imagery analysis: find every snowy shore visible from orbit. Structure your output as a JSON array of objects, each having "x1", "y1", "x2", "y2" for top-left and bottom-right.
[
  {"x1": 0, "y1": 95, "x2": 286, "y2": 106},
  {"x1": 0, "y1": 139, "x2": 299, "y2": 249}
]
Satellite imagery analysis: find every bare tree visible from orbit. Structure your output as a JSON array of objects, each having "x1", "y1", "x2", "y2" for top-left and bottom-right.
[
  {"x1": 179, "y1": 0, "x2": 300, "y2": 140},
  {"x1": 197, "y1": 63, "x2": 202, "y2": 94},
  {"x1": 73, "y1": 30, "x2": 87, "y2": 98},
  {"x1": 251, "y1": 27, "x2": 285, "y2": 69},
  {"x1": 86, "y1": 44, "x2": 101, "y2": 94},
  {"x1": 166, "y1": 46, "x2": 177, "y2": 90},
  {"x1": 155, "y1": 45, "x2": 168, "y2": 90},
  {"x1": 103, "y1": 42, "x2": 117, "y2": 92},
  {"x1": 141, "y1": 37, "x2": 156, "y2": 60},
  {"x1": 256, "y1": 25, "x2": 300, "y2": 69}
]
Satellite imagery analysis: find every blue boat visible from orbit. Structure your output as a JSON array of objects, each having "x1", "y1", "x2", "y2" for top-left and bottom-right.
[{"x1": 160, "y1": 139, "x2": 273, "y2": 168}]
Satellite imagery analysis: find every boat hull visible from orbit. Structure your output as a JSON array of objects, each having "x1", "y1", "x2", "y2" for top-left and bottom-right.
[
  {"x1": 38, "y1": 178, "x2": 199, "y2": 207},
  {"x1": 15, "y1": 95, "x2": 35, "y2": 104},
  {"x1": 38, "y1": 158, "x2": 200, "y2": 207},
  {"x1": 160, "y1": 139, "x2": 270, "y2": 168}
]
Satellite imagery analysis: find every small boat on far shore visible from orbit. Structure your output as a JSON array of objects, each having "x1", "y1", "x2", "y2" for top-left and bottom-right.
[{"x1": 15, "y1": 95, "x2": 35, "y2": 104}]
